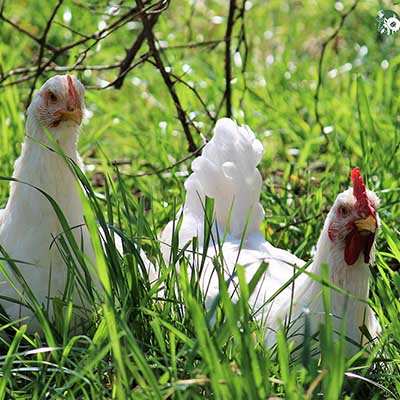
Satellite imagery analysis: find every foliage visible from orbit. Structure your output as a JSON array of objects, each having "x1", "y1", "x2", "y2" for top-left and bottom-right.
[{"x1": 0, "y1": 0, "x2": 399, "y2": 398}]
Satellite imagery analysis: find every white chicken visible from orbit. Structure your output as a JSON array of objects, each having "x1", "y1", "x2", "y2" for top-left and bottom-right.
[
  {"x1": 0, "y1": 75, "x2": 94, "y2": 330},
  {"x1": 161, "y1": 118, "x2": 380, "y2": 354}
]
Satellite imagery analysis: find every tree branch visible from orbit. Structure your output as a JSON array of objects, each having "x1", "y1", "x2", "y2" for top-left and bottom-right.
[
  {"x1": 224, "y1": 0, "x2": 236, "y2": 118},
  {"x1": 138, "y1": 0, "x2": 197, "y2": 152},
  {"x1": 113, "y1": 13, "x2": 159, "y2": 89}
]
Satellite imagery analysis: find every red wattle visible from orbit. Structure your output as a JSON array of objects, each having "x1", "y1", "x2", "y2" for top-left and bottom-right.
[
  {"x1": 344, "y1": 229, "x2": 375, "y2": 265},
  {"x1": 344, "y1": 229, "x2": 363, "y2": 265},
  {"x1": 363, "y1": 234, "x2": 375, "y2": 263}
]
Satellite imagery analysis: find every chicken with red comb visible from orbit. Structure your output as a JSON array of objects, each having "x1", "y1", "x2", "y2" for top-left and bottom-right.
[
  {"x1": 0, "y1": 75, "x2": 93, "y2": 331},
  {"x1": 267, "y1": 166, "x2": 380, "y2": 353},
  {"x1": 161, "y1": 118, "x2": 381, "y2": 355},
  {"x1": 0, "y1": 75, "x2": 157, "y2": 332}
]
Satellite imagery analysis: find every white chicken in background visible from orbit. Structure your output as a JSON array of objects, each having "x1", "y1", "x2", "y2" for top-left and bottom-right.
[
  {"x1": 0, "y1": 75, "x2": 93, "y2": 330},
  {"x1": 161, "y1": 118, "x2": 380, "y2": 354}
]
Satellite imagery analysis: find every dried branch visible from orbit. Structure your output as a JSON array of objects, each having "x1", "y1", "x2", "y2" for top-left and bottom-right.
[
  {"x1": 166, "y1": 39, "x2": 226, "y2": 50},
  {"x1": 167, "y1": 71, "x2": 216, "y2": 123},
  {"x1": 138, "y1": 0, "x2": 197, "y2": 152},
  {"x1": 0, "y1": 0, "x2": 227, "y2": 167},
  {"x1": 113, "y1": 13, "x2": 159, "y2": 89},
  {"x1": 26, "y1": 0, "x2": 65, "y2": 105},
  {"x1": 235, "y1": 0, "x2": 249, "y2": 115},
  {"x1": 128, "y1": 143, "x2": 205, "y2": 178},
  {"x1": 0, "y1": 1, "x2": 159, "y2": 89},
  {"x1": 224, "y1": 0, "x2": 237, "y2": 118},
  {"x1": 96, "y1": 53, "x2": 151, "y2": 89},
  {"x1": 0, "y1": 11, "x2": 57, "y2": 52}
]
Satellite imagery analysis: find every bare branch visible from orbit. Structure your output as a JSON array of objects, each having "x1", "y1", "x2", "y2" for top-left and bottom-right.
[
  {"x1": 113, "y1": 13, "x2": 159, "y2": 89},
  {"x1": 224, "y1": 0, "x2": 236, "y2": 118},
  {"x1": 0, "y1": 0, "x2": 219, "y2": 163},
  {"x1": 26, "y1": 0, "x2": 65, "y2": 105},
  {"x1": 138, "y1": 0, "x2": 197, "y2": 152},
  {"x1": 127, "y1": 143, "x2": 205, "y2": 178},
  {"x1": 0, "y1": 12, "x2": 57, "y2": 52}
]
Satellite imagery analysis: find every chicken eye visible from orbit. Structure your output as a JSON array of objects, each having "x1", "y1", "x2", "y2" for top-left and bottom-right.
[
  {"x1": 338, "y1": 205, "x2": 350, "y2": 217},
  {"x1": 48, "y1": 91, "x2": 57, "y2": 102}
]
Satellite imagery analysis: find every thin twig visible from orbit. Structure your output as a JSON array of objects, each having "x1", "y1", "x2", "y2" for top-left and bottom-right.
[
  {"x1": 224, "y1": 0, "x2": 236, "y2": 118},
  {"x1": 163, "y1": 70, "x2": 216, "y2": 123},
  {"x1": 166, "y1": 39, "x2": 226, "y2": 50},
  {"x1": 0, "y1": 12, "x2": 57, "y2": 52},
  {"x1": 26, "y1": 0, "x2": 65, "y2": 105},
  {"x1": 127, "y1": 143, "x2": 206, "y2": 178},
  {"x1": 113, "y1": 13, "x2": 160, "y2": 89},
  {"x1": 139, "y1": 0, "x2": 197, "y2": 152},
  {"x1": 235, "y1": 0, "x2": 249, "y2": 115},
  {"x1": 0, "y1": 2, "x2": 162, "y2": 91}
]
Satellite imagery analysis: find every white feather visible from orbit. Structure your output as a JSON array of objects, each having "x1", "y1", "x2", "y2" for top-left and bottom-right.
[
  {"x1": 161, "y1": 118, "x2": 379, "y2": 355},
  {"x1": 0, "y1": 76, "x2": 94, "y2": 331},
  {"x1": 0, "y1": 76, "x2": 158, "y2": 331}
]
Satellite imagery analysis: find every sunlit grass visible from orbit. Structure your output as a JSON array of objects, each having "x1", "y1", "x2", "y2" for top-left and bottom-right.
[{"x1": 0, "y1": 0, "x2": 399, "y2": 398}]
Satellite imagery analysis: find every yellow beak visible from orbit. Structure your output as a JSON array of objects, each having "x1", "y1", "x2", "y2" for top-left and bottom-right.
[
  {"x1": 354, "y1": 215, "x2": 376, "y2": 233},
  {"x1": 59, "y1": 109, "x2": 83, "y2": 125}
]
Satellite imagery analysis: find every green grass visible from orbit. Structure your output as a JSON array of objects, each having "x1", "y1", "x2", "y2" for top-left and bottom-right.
[{"x1": 0, "y1": 0, "x2": 400, "y2": 398}]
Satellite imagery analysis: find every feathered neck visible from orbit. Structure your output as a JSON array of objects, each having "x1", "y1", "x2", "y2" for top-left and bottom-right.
[
  {"x1": 311, "y1": 221, "x2": 370, "y2": 300},
  {"x1": 23, "y1": 112, "x2": 80, "y2": 162},
  {"x1": 4, "y1": 113, "x2": 82, "y2": 218}
]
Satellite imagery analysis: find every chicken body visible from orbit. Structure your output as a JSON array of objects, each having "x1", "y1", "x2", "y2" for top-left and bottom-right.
[
  {"x1": 161, "y1": 118, "x2": 380, "y2": 354},
  {"x1": 0, "y1": 76, "x2": 93, "y2": 330}
]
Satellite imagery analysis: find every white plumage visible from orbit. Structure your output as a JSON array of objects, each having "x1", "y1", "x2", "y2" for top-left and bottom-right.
[
  {"x1": 161, "y1": 118, "x2": 380, "y2": 354},
  {"x1": 0, "y1": 75, "x2": 93, "y2": 330},
  {"x1": 0, "y1": 75, "x2": 157, "y2": 331}
]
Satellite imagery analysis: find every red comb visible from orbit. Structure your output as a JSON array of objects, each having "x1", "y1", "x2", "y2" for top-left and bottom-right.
[
  {"x1": 66, "y1": 75, "x2": 78, "y2": 107},
  {"x1": 351, "y1": 167, "x2": 373, "y2": 216}
]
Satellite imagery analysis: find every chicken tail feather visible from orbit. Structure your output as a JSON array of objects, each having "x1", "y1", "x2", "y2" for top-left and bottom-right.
[{"x1": 181, "y1": 118, "x2": 265, "y2": 245}]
